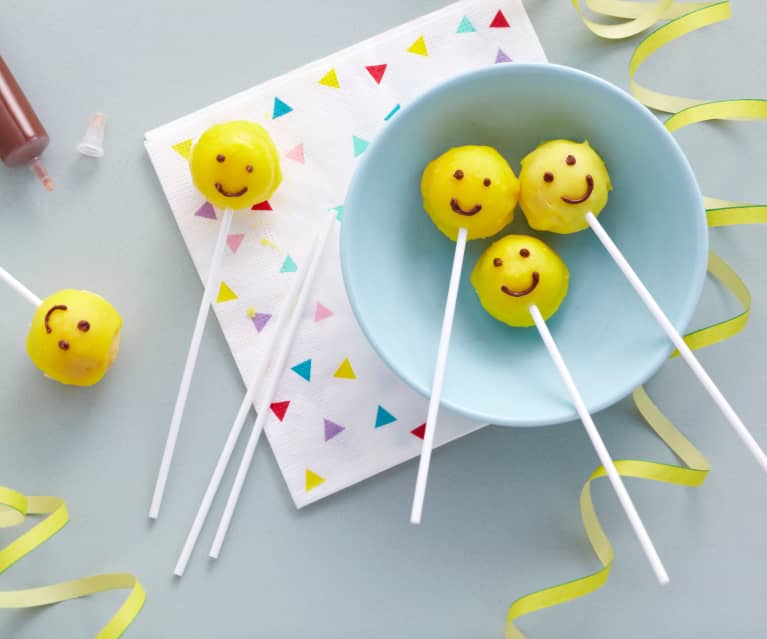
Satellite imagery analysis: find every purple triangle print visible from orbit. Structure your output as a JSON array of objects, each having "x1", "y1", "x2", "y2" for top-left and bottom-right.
[
  {"x1": 251, "y1": 312, "x2": 272, "y2": 333},
  {"x1": 324, "y1": 418, "x2": 345, "y2": 441},
  {"x1": 195, "y1": 202, "x2": 217, "y2": 219},
  {"x1": 495, "y1": 48, "x2": 512, "y2": 64}
]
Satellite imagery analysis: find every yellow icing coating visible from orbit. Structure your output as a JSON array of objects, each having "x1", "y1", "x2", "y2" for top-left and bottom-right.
[
  {"x1": 26, "y1": 290, "x2": 122, "y2": 387},
  {"x1": 421, "y1": 146, "x2": 519, "y2": 241},
  {"x1": 519, "y1": 140, "x2": 612, "y2": 234},
  {"x1": 471, "y1": 235, "x2": 569, "y2": 327},
  {"x1": 189, "y1": 121, "x2": 282, "y2": 210}
]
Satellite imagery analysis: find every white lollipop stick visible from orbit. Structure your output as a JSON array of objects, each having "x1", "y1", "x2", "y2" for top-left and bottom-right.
[
  {"x1": 209, "y1": 214, "x2": 335, "y2": 559},
  {"x1": 174, "y1": 228, "x2": 322, "y2": 577},
  {"x1": 586, "y1": 212, "x2": 767, "y2": 474},
  {"x1": 0, "y1": 266, "x2": 42, "y2": 307},
  {"x1": 411, "y1": 226, "x2": 468, "y2": 525},
  {"x1": 149, "y1": 207, "x2": 235, "y2": 520},
  {"x1": 530, "y1": 304, "x2": 669, "y2": 584}
]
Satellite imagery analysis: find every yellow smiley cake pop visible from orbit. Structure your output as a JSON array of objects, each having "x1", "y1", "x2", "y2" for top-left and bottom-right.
[
  {"x1": 518, "y1": 140, "x2": 612, "y2": 234},
  {"x1": 471, "y1": 235, "x2": 569, "y2": 327},
  {"x1": 26, "y1": 290, "x2": 122, "y2": 386},
  {"x1": 421, "y1": 146, "x2": 519, "y2": 240},
  {"x1": 189, "y1": 121, "x2": 282, "y2": 210}
]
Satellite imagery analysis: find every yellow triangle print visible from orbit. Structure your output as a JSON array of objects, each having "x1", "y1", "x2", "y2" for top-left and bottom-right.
[
  {"x1": 407, "y1": 35, "x2": 428, "y2": 56},
  {"x1": 319, "y1": 68, "x2": 340, "y2": 89},
  {"x1": 216, "y1": 281, "x2": 238, "y2": 303},
  {"x1": 172, "y1": 138, "x2": 193, "y2": 160},
  {"x1": 305, "y1": 468, "x2": 325, "y2": 492},
  {"x1": 333, "y1": 357, "x2": 357, "y2": 379}
]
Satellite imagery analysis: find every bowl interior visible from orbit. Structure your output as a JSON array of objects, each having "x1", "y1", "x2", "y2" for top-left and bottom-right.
[{"x1": 341, "y1": 64, "x2": 707, "y2": 426}]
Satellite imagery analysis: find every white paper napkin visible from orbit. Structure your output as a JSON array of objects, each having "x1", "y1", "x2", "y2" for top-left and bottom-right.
[{"x1": 145, "y1": 0, "x2": 547, "y2": 508}]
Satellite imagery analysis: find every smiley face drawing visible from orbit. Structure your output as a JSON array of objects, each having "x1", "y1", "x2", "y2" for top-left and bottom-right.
[
  {"x1": 189, "y1": 121, "x2": 282, "y2": 211},
  {"x1": 471, "y1": 235, "x2": 569, "y2": 327},
  {"x1": 518, "y1": 140, "x2": 612, "y2": 234},
  {"x1": 26, "y1": 290, "x2": 123, "y2": 386},
  {"x1": 421, "y1": 146, "x2": 520, "y2": 240}
]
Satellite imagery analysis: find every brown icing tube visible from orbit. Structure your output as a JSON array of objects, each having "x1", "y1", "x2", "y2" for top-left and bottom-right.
[{"x1": 0, "y1": 56, "x2": 53, "y2": 190}]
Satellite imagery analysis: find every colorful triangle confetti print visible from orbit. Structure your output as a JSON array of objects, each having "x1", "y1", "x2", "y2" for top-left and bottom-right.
[
  {"x1": 323, "y1": 418, "x2": 345, "y2": 441},
  {"x1": 384, "y1": 104, "x2": 401, "y2": 121},
  {"x1": 251, "y1": 200, "x2": 273, "y2": 211},
  {"x1": 319, "y1": 68, "x2": 340, "y2": 88},
  {"x1": 407, "y1": 35, "x2": 428, "y2": 56},
  {"x1": 285, "y1": 143, "x2": 305, "y2": 164},
  {"x1": 375, "y1": 405, "x2": 396, "y2": 428},
  {"x1": 272, "y1": 97, "x2": 294, "y2": 119},
  {"x1": 227, "y1": 233, "x2": 245, "y2": 253},
  {"x1": 172, "y1": 138, "x2": 193, "y2": 160},
  {"x1": 270, "y1": 401, "x2": 290, "y2": 422},
  {"x1": 456, "y1": 15, "x2": 476, "y2": 33},
  {"x1": 216, "y1": 282, "x2": 238, "y2": 303},
  {"x1": 333, "y1": 358, "x2": 356, "y2": 379},
  {"x1": 314, "y1": 302, "x2": 334, "y2": 322},
  {"x1": 490, "y1": 9, "x2": 510, "y2": 28},
  {"x1": 411, "y1": 423, "x2": 426, "y2": 440},
  {"x1": 330, "y1": 204, "x2": 344, "y2": 221},
  {"x1": 280, "y1": 255, "x2": 297, "y2": 273},
  {"x1": 305, "y1": 468, "x2": 325, "y2": 492},
  {"x1": 251, "y1": 312, "x2": 272, "y2": 333},
  {"x1": 194, "y1": 201, "x2": 217, "y2": 220},
  {"x1": 352, "y1": 136, "x2": 369, "y2": 158},
  {"x1": 365, "y1": 64, "x2": 387, "y2": 84},
  {"x1": 495, "y1": 48, "x2": 512, "y2": 63},
  {"x1": 291, "y1": 359, "x2": 312, "y2": 382}
]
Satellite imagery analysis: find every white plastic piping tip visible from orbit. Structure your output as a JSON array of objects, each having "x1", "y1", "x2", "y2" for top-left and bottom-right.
[{"x1": 77, "y1": 112, "x2": 106, "y2": 158}]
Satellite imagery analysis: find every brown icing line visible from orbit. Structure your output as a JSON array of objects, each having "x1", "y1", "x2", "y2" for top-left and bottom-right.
[
  {"x1": 215, "y1": 182, "x2": 248, "y2": 197},
  {"x1": 44, "y1": 305, "x2": 67, "y2": 333},
  {"x1": 561, "y1": 175, "x2": 594, "y2": 204},
  {"x1": 501, "y1": 272, "x2": 540, "y2": 297},
  {"x1": 450, "y1": 198, "x2": 482, "y2": 216}
]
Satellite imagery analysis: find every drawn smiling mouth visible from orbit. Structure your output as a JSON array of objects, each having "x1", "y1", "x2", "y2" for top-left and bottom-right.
[
  {"x1": 501, "y1": 272, "x2": 540, "y2": 297},
  {"x1": 215, "y1": 183, "x2": 249, "y2": 198},
  {"x1": 561, "y1": 175, "x2": 594, "y2": 204},
  {"x1": 450, "y1": 198, "x2": 482, "y2": 216}
]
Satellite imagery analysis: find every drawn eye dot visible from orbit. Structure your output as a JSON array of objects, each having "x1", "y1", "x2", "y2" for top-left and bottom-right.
[
  {"x1": 493, "y1": 257, "x2": 503, "y2": 267},
  {"x1": 543, "y1": 172, "x2": 554, "y2": 183},
  {"x1": 519, "y1": 248, "x2": 530, "y2": 258},
  {"x1": 58, "y1": 340, "x2": 70, "y2": 351},
  {"x1": 246, "y1": 165, "x2": 253, "y2": 173},
  {"x1": 483, "y1": 178, "x2": 491, "y2": 187},
  {"x1": 77, "y1": 320, "x2": 91, "y2": 332},
  {"x1": 566, "y1": 155, "x2": 576, "y2": 166},
  {"x1": 453, "y1": 169, "x2": 464, "y2": 180},
  {"x1": 216, "y1": 154, "x2": 225, "y2": 162}
]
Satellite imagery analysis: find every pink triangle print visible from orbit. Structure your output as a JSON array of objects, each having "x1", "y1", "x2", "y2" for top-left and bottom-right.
[
  {"x1": 227, "y1": 233, "x2": 245, "y2": 253},
  {"x1": 314, "y1": 302, "x2": 334, "y2": 322},
  {"x1": 285, "y1": 143, "x2": 305, "y2": 164}
]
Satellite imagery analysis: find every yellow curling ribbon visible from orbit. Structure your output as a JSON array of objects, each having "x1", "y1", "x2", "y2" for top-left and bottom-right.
[
  {"x1": 0, "y1": 487, "x2": 145, "y2": 637},
  {"x1": 505, "y1": 1, "x2": 766, "y2": 636}
]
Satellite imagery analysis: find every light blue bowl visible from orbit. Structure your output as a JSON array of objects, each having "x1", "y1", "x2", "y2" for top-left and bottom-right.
[{"x1": 341, "y1": 64, "x2": 707, "y2": 427}]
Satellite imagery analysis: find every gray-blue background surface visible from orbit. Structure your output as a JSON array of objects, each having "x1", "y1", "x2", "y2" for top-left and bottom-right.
[{"x1": 1, "y1": 1, "x2": 766, "y2": 637}]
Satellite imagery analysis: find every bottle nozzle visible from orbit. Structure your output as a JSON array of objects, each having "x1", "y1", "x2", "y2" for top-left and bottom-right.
[
  {"x1": 28, "y1": 157, "x2": 53, "y2": 191},
  {"x1": 77, "y1": 112, "x2": 106, "y2": 158}
]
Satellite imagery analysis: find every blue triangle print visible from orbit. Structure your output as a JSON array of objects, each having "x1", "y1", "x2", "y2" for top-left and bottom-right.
[
  {"x1": 291, "y1": 359, "x2": 312, "y2": 382},
  {"x1": 456, "y1": 16, "x2": 476, "y2": 33},
  {"x1": 272, "y1": 97, "x2": 293, "y2": 119},
  {"x1": 352, "y1": 135, "x2": 369, "y2": 157},
  {"x1": 375, "y1": 405, "x2": 396, "y2": 428},
  {"x1": 331, "y1": 204, "x2": 344, "y2": 221},
  {"x1": 280, "y1": 255, "x2": 297, "y2": 273}
]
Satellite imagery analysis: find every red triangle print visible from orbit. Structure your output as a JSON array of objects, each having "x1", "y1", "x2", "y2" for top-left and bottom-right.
[
  {"x1": 251, "y1": 200, "x2": 273, "y2": 211},
  {"x1": 411, "y1": 423, "x2": 426, "y2": 440},
  {"x1": 270, "y1": 401, "x2": 290, "y2": 422},
  {"x1": 366, "y1": 64, "x2": 387, "y2": 85},
  {"x1": 490, "y1": 9, "x2": 510, "y2": 28}
]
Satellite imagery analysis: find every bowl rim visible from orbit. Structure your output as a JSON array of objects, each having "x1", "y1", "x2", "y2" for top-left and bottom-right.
[{"x1": 340, "y1": 62, "x2": 708, "y2": 427}]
